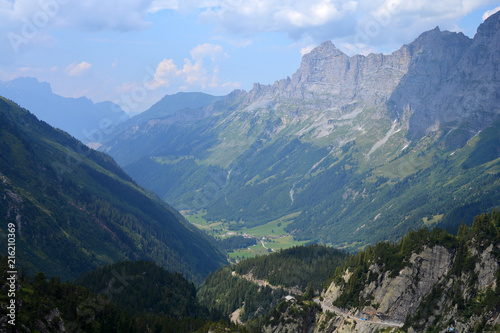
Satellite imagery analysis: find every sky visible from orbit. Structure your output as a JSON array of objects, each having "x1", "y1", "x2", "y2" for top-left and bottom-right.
[{"x1": 1, "y1": 0, "x2": 500, "y2": 114}]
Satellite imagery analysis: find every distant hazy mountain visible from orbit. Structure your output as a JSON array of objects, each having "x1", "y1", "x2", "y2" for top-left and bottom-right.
[
  {"x1": 0, "y1": 77, "x2": 129, "y2": 143},
  {"x1": 131, "y1": 92, "x2": 225, "y2": 125},
  {"x1": 100, "y1": 91, "x2": 226, "y2": 152},
  {"x1": 102, "y1": 12, "x2": 500, "y2": 249},
  {"x1": 0, "y1": 96, "x2": 226, "y2": 283}
]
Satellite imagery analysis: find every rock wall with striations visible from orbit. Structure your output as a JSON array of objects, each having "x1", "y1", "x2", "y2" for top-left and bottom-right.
[{"x1": 389, "y1": 11, "x2": 500, "y2": 143}]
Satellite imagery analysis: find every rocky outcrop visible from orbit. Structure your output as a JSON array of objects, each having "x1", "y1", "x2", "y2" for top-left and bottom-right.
[
  {"x1": 283, "y1": 41, "x2": 412, "y2": 105},
  {"x1": 321, "y1": 213, "x2": 500, "y2": 332},
  {"x1": 389, "y1": 11, "x2": 500, "y2": 143},
  {"x1": 242, "y1": 11, "x2": 500, "y2": 143},
  {"x1": 34, "y1": 308, "x2": 66, "y2": 333},
  {"x1": 364, "y1": 245, "x2": 453, "y2": 322},
  {"x1": 245, "y1": 40, "x2": 414, "y2": 114},
  {"x1": 474, "y1": 244, "x2": 499, "y2": 292},
  {"x1": 323, "y1": 245, "x2": 454, "y2": 324}
]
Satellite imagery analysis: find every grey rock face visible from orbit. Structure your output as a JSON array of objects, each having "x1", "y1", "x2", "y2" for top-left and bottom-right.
[
  {"x1": 243, "y1": 11, "x2": 500, "y2": 143},
  {"x1": 324, "y1": 245, "x2": 455, "y2": 323},
  {"x1": 368, "y1": 245, "x2": 453, "y2": 322},
  {"x1": 287, "y1": 41, "x2": 412, "y2": 104},
  {"x1": 475, "y1": 244, "x2": 500, "y2": 292},
  {"x1": 389, "y1": 11, "x2": 500, "y2": 143},
  {"x1": 246, "y1": 40, "x2": 414, "y2": 114}
]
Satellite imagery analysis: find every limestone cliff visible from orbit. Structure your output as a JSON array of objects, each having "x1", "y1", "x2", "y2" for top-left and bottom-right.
[
  {"x1": 389, "y1": 11, "x2": 500, "y2": 144},
  {"x1": 243, "y1": 11, "x2": 500, "y2": 144},
  {"x1": 319, "y1": 211, "x2": 500, "y2": 332}
]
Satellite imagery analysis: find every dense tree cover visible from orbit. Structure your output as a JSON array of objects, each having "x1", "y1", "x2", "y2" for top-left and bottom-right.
[
  {"x1": 0, "y1": 97, "x2": 226, "y2": 283},
  {"x1": 234, "y1": 245, "x2": 348, "y2": 292},
  {"x1": 74, "y1": 261, "x2": 209, "y2": 318},
  {"x1": 0, "y1": 258, "x2": 246, "y2": 332},
  {"x1": 0, "y1": 256, "x2": 135, "y2": 332},
  {"x1": 198, "y1": 245, "x2": 348, "y2": 324},
  {"x1": 218, "y1": 236, "x2": 258, "y2": 251},
  {"x1": 198, "y1": 267, "x2": 285, "y2": 323}
]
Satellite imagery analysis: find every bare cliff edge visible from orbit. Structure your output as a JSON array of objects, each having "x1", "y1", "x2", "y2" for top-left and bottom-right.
[{"x1": 318, "y1": 211, "x2": 500, "y2": 333}]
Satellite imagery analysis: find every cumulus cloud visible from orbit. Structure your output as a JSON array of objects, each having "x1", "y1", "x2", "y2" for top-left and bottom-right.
[
  {"x1": 300, "y1": 45, "x2": 315, "y2": 56},
  {"x1": 483, "y1": 6, "x2": 500, "y2": 20},
  {"x1": 191, "y1": 43, "x2": 228, "y2": 61},
  {"x1": 198, "y1": 0, "x2": 357, "y2": 34},
  {"x1": 65, "y1": 61, "x2": 92, "y2": 76},
  {"x1": 147, "y1": 43, "x2": 237, "y2": 90},
  {"x1": 148, "y1": 58, "x2": 179, "y2": 89},
  {"x1": 2, "y1": 0, "x2": 496, "y2": 61},
  {"x1": 171, "y1": 0, "x2": 499, "y2": 55}
]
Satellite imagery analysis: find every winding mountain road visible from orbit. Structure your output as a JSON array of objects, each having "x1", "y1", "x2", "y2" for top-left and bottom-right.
[{"x1": 317, "y1": 300, "x2": 404, "y2": 328}]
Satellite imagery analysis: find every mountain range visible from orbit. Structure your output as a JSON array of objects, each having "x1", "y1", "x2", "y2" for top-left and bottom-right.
[
  {"x1": 0, "y1": 10, "x2": 499, "y2": 333},
  {"x1": 0, "y1": 97, "x2": 226, "y2": 283},
  {"x1": 0, "y1": 77, "x2": 129, "y2": 144},
  {"x1": 99, "y1": 11, "x2": 500, "y2": 249}
]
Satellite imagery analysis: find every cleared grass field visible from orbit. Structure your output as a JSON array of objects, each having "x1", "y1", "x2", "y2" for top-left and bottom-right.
[
  {"x1": 422, "y1": 214, "x2": 444, "y2": 226},
  {"x1": 228, "y1": 249, "x2": 257, "y2": 261},
  {"x1": 242, "y1": 212, "x2": 301, "y2": 238},
  {"x1": 183, "y1": 210, "x2": 309, "y2": 262},
  {"x1": 265, "y1": 236, "x2": 308, "y2": 250}
]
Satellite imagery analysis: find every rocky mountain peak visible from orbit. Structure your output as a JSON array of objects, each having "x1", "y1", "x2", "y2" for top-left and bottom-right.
[
  {"x1": 389, "y1": 11, "x2": 499, "y2": 143},
  {"x1": 306, "y1": 40, "x2": 344, "y2": 57},
  {"x1": 3, "y1": 76, "x2": 53, "y2": 94},
  {"x1": 225, "y1": 12, "x2": 498, "y2": 144},
  {"x1": 476, "y1": 9, "x2": 500, "y2": 38}
]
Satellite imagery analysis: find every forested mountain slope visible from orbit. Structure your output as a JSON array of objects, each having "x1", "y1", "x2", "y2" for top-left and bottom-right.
[
  {"x1": 0, "y1": 259, "x2": 237, "y2": 332},
  {"x1": 198, "y1": 245, "x2": 348, "y2": 324},
  {"x1": 0, "y1": 97, "x2": 226, "y2": 283}
]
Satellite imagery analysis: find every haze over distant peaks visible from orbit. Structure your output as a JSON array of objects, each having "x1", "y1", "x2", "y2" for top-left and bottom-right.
[{"x1": 0, "y1": 77, "x2": 129, "y2": 143}]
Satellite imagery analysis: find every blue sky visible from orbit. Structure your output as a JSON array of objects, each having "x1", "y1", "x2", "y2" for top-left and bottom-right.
[{"x1": 1, "y1": 0, "x2": 499, "y2": 114}]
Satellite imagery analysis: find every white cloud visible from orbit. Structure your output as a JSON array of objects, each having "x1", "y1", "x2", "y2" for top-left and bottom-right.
[
  {"x1": 300, "y1": 45, "x2": 315, "y2": 56},
  {"x1": 0, "y1": 0, "x2": 157, "y2": 62},
  {"x1": 2, "y1": 0, "x2": 496, "y2": 62},
  {"x1": 146, "y1": 43, "x2": 238, "y2": 90},
  {"x1": 191, "y1": 0, "x2": 499, "y2": 54},
  {"x1": 190, "y1": 43, "x2": 228, "y2": 62},
  {"x1": 199, "y1": 0, "x2": 359, "y2": 33},
  {"x1": 182, "y1": 58, "x2": 207, "y2": 85},
  {"x1": 0, "y1": 0, "x2": 155, "y2": 34},
  {"x1": 148, "y1": 58, "x2": 180, "y2": 89},
  {"x1": 148, "y1": 0, "x2": 179, "y2": 13},
  {"x1": 65, "y1": 61, "x2": 92, "y2": 76},
  {"x1": 482, "y1": 6, "x2": 500, "y2": 21}
]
